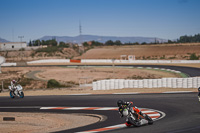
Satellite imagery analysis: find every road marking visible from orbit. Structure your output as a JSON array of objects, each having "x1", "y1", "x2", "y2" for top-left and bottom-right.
[
  {"x1": 68, "y1": 93, "x2": 92, "y2": 95},
  {"x1": 74, "y1": 107, "x2": 165, "y2": 133},
  {"x1": 76, "y1": 124, "x2": 126, "y2": 133},
  {"x1": 40, "y1": 107, "x2": 119, "y2": 110},
  {"x1": 163, "y1": 91, "x2": 193, "y2": 93},
  {"x1": 0, "y1": 106, "x2": 40, "y2": 109},
  {"x1": 113, "y1": 92, "x2": 139, "y2": 95}
]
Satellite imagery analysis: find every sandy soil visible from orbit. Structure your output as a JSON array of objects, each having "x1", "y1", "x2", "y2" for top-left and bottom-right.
[
  {"x1": 0, "y1": 112, "x2": 100, "y2": 133},
  {"x1": 34, "y1": 67, "x2": 181, "y2": 84},
  {"x1": 76, "y1": 43, "x2": 200, "y2": 60},
  {"x1": 0, "y1": 66, "x2": 181, "y2": 90}
]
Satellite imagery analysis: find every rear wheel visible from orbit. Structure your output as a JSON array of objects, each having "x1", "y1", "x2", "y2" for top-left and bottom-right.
[
  {"x1": 10, "y1": 91, "x2": 15, "y2": 98},
  {"x1": 19, "y1": 92, "x2": 24, "y2": 98}
]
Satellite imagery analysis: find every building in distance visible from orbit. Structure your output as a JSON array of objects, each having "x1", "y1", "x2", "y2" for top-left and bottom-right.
[{"x1": 0, "y1": 42, "x2": 27, "y2": 51}]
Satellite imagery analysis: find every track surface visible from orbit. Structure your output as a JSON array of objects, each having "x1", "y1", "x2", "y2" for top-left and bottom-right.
[
  {"x1": 0, "y1": 93, "x2": 200, "y2": 133},
  {"x1": 4, "y1": 64, "x2": 200, "y2": 77},
  {"x1": 1, "y1": 65, "x2": 200, "y2": 133}
]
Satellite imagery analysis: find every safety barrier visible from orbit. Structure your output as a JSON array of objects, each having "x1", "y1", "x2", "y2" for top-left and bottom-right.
[
  {"x1": 1, "y1": 63, "x2": 16, "y2": 66},
  {"x1": 27, "y1": 59, "x2": 200, "y2": 64},
  {"x1": 0, "y1": 56, "x2": 5, "y2": 65},
  {"x1": 0, "y1": 56, "x2": 5, "y2": 73},
  {"x1": 92, "y1": 77, "x2": 200, "y2": 90},
  {"x1": 27, "y1": 59, "x2": 70, "y2": 64}
]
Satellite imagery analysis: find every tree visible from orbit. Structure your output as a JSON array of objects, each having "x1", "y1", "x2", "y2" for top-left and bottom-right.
[
  {"x1": 178, "y1": 33, "x2": 200, "y2": 43},
  {"x1": 29, "y1": 40, "x2": 32, "y2": 46},
  {"x1": 105, "y1": 40, "x2": 114, "y2": 45},
  {"x1": 115, "y1": 40, "x2": 122, "y2": 45},
  {"x1": 83, "y1": 42, "x2": 89, "y2": 47}
]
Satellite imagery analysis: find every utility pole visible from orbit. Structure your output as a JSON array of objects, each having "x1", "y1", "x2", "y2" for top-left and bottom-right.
[
  {"x1": 18, "y1": 36, "x2": 24, "y2": 48},
  {"x1": 79, "y1": 20, "x2": 82, "y2": 46},
  {"x1": 18, "y1": 36, "x2": 24, "y2": 60}
]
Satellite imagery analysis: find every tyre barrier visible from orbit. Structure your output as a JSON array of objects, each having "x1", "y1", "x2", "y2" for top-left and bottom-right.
[{"x1": 92, "y1": 77, "x2": 200, "y2": 90}]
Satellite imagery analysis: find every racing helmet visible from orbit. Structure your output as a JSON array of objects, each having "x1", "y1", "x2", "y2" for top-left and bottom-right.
[
  {"x1": 122, "y1": 109, "x2": 129, "y2": 116},
  {"x1": 198, "y1": 87, "x2": 200, "y2": 91},
  {"x1": 12, "y1": 80, "x2": 16, "y2": 84},
  {"x1": 117, "y1": 100, "x2": 124, "y2": 107}
]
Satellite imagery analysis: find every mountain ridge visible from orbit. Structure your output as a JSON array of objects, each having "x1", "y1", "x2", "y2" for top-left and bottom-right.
[
  {"x1": 0, "y1": 37, "x2": 10, "y2": 43},
  {"x1": 38, "y1": 35, "x2": 167, "y2": 44}
]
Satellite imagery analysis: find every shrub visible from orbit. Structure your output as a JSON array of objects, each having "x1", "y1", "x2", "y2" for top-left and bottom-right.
[
  {"x1": 189, "y1": 53, "x2": 199, "y2": 60},
  {"x1": 47, "y1": 79, "x2": 61, "y2": 88}
]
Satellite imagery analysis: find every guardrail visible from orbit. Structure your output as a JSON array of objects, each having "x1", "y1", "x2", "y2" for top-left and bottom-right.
[
  {"x1": 92, "y1": 77, "x2": 200, "y2": 90},
  {"x1": 27, "y1": 59, "x2": 200, "y2": 64}
]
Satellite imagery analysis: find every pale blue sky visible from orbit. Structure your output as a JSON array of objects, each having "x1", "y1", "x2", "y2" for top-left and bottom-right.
[{"x1": 0, "y1": 0, "x2": 200, "y2": 42}]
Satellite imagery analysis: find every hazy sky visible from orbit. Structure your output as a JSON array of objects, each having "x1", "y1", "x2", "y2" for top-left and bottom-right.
[{"x1": 0, "y1": 0, "x2": 200, "y2": 42}]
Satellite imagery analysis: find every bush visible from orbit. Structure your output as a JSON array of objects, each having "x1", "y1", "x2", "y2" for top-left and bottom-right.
[
  {"x1": 189, "y1": 53, "x2": 199, "y2": 60},
  {"x1": 36, "y1": 46, "x2": 60, "y2": 53},
  {"x1": 47, "y1": 79, "x2": 61, "y2": 88}
]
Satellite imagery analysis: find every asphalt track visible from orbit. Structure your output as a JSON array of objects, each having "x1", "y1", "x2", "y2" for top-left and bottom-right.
[{"x1": 1, "y1": 65, "x2": 200, "y2": 133}]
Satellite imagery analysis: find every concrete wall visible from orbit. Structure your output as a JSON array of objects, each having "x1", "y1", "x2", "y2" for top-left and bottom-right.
[
  {"x1": 92, "y1": 77, "x2": 200, "y2": 90},
  {"x1": 27, "y1": 59, "x2": 200, "y2": 64}
]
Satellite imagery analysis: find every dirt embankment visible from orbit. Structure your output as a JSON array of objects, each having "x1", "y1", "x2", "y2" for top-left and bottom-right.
[
  {"x1": 76, "y1": 43, "x2": 200, "y2": 60},
  {"x1": 1, "y1": 43, "x2": 200, "y2": 62}
]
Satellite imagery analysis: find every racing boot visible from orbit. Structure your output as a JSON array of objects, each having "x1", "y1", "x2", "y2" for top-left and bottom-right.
[{"x1": 125, "y1": 121, "x2": 132, "y2": 127}]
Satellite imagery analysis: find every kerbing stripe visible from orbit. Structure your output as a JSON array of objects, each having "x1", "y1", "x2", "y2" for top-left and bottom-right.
[
  {"x1": 163, "y1": 91, "x2": 193, "y2": 93},
  {"x1": 40, "y1": 107, "x2": 164, "y2": 133},
  {"x1": 76, "y1": 124, "x2": 125, "y2": 133},
  {"x1": 95, "y1": 107, "x2": 118, "y2": 110},
  {"x1": 113, "y1": 92, "x2": 139, "y2": 95}
]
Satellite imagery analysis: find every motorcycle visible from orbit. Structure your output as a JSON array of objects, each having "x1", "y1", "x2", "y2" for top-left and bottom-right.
[
  {"x1": 120, "y1": 104, "x2": 153, "y2": 127},
  {"x1": 9, "y1": 84, "x2": 24, "y2": 98}
]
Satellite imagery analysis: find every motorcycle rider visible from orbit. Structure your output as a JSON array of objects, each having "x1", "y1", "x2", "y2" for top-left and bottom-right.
[
  {"x1": 117, "y1": 100, "x2": 143, "y2": 118},
  {"x1": 11, "y1": 80, "x2": 17, "y2": 91},
  {"x1": 198, "y1": 87, "x2": 200, "y2": 102}
]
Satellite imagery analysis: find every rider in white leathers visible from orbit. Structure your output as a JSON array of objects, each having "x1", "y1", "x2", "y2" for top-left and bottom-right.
[{"x1": 11, "y1": 80, "x2": 17, "y2": 93}]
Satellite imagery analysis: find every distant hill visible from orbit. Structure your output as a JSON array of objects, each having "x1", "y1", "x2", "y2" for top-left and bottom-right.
[
  {"x1": 0, "y1": 37, "x2": 9, "y2": 42},
  {"x1": 38, "y1": 35, "x2": 167, "y2": 44}
]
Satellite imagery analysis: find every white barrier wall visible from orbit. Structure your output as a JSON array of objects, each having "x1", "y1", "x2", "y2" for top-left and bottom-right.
[
  {"x1": 92, "y1": 77, "x2": 200, "y2": 90},
  {"x1": 27, "y1": 59, "x2": 200, "y2": 64}
]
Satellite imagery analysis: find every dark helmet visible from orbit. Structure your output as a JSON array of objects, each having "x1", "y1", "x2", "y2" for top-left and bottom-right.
[
  {"x1": 117, "y1": 100, "x2": 124, "y2": 107},
  {"x1": 198, "y1": 87, "x2": 200, "y2": 91}
]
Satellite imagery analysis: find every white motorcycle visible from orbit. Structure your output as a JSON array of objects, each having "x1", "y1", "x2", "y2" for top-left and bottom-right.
[{"x1": 9, "y1": 84, "x2": 24, "y2": 98}]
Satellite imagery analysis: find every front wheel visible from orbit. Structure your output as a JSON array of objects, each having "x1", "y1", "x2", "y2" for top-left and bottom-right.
[
  {"x1": 128, "y1": 117, "x2": 141, "y2": 127},
  {"x1": 10, "y1": 91, "x2": 15, "y2": 98},
  {"x1": 19, "y1": 92, "x2": 24, "y2": 98},
  {"x1": 144, "y1": 114, "x2": 153, "y2": 125}
]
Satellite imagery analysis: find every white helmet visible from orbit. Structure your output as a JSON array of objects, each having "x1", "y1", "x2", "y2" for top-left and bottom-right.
[{"x1": 122, "y1": 109, "x2": 129, "y2": 116}]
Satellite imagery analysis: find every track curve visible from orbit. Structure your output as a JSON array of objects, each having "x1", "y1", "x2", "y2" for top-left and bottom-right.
[
  {"x1": 1, "y1": 65, "x2": 200, "y2": 133},
  {"x1": 0, "y1": 93, "x2": 200, "y2": 133}
]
